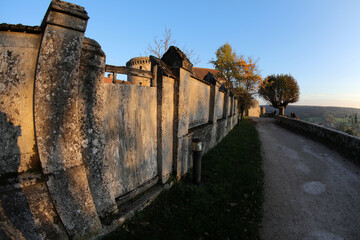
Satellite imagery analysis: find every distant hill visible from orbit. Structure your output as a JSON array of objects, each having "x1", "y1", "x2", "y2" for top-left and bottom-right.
[{"x1": 262, "y1": 105, "x2": 360, "y2": 123}]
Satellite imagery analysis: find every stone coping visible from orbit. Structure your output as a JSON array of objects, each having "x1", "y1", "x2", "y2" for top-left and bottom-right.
[{"x1": 0, "y1": 23, "x2": 43, "y2": 34}]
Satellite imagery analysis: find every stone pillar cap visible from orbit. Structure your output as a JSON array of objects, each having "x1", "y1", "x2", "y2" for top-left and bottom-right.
[{"x1": 161, "y1": 46, "x2": 193, "y2": 73}]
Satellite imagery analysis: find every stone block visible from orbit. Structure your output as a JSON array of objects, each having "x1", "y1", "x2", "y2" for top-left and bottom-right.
[
  {"x1": 0, "y1": 178, "x2": 68, "y2": 240},
  {"x1": 46, "y1": 165, "x2": 102, "y2": 239},
  {"x1": 46, "y1": 11, "x2": 87, "y2": 32}
]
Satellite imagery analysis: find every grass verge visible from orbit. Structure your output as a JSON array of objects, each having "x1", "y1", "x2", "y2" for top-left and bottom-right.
[{"x1": 102, "y1": 118, "x2": 263, "y2": 240}]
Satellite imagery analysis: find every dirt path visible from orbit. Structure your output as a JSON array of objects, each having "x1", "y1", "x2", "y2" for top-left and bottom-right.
[{"x1": 253, "y1": 117, "x2": 360, "y2": 240}]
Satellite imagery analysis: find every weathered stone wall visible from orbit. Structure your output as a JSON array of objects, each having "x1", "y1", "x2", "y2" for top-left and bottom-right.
[
  {"x1": 0, "y1": 1, "x2": 239, "y2": 239},
  {"x1": 276, "y1": 115, "x2": 360, "y2": 162},
  {"x1": 0, "y1": 31, "x2": 41, "y2": 177},
  {"x1": 188, "y1": 76, "x2": 210, "y2": 128},
  {"x1": 216, "y1": 91, "x2": 225, "y2": 120},
  {"x1": 160, "y1": 47, "x2": 238, "y2": 178},
  {"x1": 0, "y1": 26, "x2": 70, "y2": 240},
  {"x1": 103, "y1": 84, "x2": 158, "y2": 198}
]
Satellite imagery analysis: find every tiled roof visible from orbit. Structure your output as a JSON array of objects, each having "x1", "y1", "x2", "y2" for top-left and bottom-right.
[{"x1": 193, "y1": 67, "x2": 226, "y2": 82}]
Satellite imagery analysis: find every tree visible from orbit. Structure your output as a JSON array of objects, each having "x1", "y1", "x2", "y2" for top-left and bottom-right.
[
  {"x1": 346, "y1": 113, "x2": 359, "y2": 136},
  {"x1": 233, "y1": 88, "x2": 256, "y2": 119},
  {"x1": 258, "y1": 74, "x2": 300, "y2": 114},
  {"x1": 323, "y1": 114, "x2": 335, "y2": 124},
  {"x1": 147, "y1": 27, "x2": 200, "y2": 65},
  {"x1": 210, "y1": 43, "x2": 238, "y2": 89},
  {"x1": 210, "y1": 43, "x2": 262, "y2": 119}
]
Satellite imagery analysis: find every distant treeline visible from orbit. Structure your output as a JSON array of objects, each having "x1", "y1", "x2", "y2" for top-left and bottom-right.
[{"x1": 262, "y1": 105, "x2": 360, "y2": 121}]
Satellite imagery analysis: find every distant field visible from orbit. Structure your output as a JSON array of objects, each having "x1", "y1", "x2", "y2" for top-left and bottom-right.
[
  {"x1": 263, "y1": 105, "x2": 360, "y2": 137},
  {"x1": 335, "y1": 118, "x2": 348, "y2": 123},
  {"x1": 303, "y1": 117, "x2": 323, "y2": 123},
  {"x1": 303, "y1": 117, "x2": 348, "y2": 124},
  {"x1": 263, "y1": 105, "x2": 360, "y2": 122}
]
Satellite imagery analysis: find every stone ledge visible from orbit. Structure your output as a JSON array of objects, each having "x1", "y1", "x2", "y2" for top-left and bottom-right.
[
  {"x1": 161, "y1": 46, "x2": 193, "y2": 73},
  {"x1": 48, "y1": 0, "x2": 88, "y2": 20},
  {"x1": 0, "y1": 172, "x2": 44, "y2": 193},
  {"x1": 276, "y1": 115, "x2": 360, "y2": 163},
  {"x1": 150, "y1": 55, "x2": 176, "y2": 79},
  {"x1": 203, "y1": 72, "x2": 219, "y2": 85},
  {"x1": 94, "y1": 182, "x2": 166, "y2": 240},
  {"x1": 0, "y1": 23, "x2": 42, "y2": 33}
]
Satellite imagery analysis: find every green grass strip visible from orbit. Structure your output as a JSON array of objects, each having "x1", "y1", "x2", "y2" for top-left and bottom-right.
[{"x1": 102, "y1": 118, "x2": 264, "y2": 240}]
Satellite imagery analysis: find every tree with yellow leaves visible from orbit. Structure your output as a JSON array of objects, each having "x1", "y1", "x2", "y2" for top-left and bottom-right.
[{"x1": 210, "y1": 43, "x2": 262, "y2": 119}]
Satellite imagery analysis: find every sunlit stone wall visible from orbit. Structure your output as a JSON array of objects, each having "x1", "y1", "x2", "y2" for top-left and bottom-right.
[
  {"x1": 276, "y1": 115, "x2": 360, "y2": 162},
  {"x1": 188, "y1": 77, "x2": 210, "y2": 128},
  {"x1": 217, "y1": 91, "x2": 225, "y2": 120},
  {"x1": 103, "y1": 84, "x2": 158, "y2": 198},
  {"x1": 0, "y1": 1, "x2": 239, "y2": 239}
]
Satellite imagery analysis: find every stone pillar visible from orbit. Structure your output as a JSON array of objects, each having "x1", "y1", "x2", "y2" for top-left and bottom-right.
[
  {"x1": 34, "y1": 1, "x2": 102, "y2": 239},
  {"x1": 230, "y1": 92, "x2": 234, "y2": 116},
  {"x1": 204, "y1": 72, "x2": 219, "y2": 149},
  {"x1": 222, "y1": 90, "x2": 229, "y2": 127},
  {"x1": 162, "y1": 46, "x2": 193, "y2": 178},
  {"x1": 78, "y1": 38, "x2": 118, "y2": 222},
  {"x1": 204, "y1": 72, "x2": 218, "y2": 124},
  {"x1": 234, "y1": 99, "x2": 239, "y2": 121},
  {"x1": 151, "y1": 56, "x2": 175, "y2": 183},
  {"x1": 229, "y1": 92, "x2": 234, "y2": 128}
]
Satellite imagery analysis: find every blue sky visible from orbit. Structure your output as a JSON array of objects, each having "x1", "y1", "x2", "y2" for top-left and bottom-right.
[{"x1": 1, "y1": 0, "x2": 360, "y2": 108}]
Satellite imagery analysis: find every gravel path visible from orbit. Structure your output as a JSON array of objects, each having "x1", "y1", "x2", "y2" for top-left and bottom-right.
[{"x1": 253, "y1": 117, "x2": 360, "y2": 240}]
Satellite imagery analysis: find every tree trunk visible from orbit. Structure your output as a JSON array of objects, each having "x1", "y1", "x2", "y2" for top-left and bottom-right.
[
  {"x1": 278, "y1": 107, "x2": 285, "y2": 116},
  {"x1": 240, "y1": 110, "x2": 244, "y2": 120}
]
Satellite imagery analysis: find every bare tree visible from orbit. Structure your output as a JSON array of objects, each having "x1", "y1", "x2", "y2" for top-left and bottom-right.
[{"x1": 147, "y1": 27, "x2": 201, "y2": 65}]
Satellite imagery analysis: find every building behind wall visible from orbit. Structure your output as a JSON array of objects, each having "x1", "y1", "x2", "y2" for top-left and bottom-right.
[
  {"x1": 126, "y1": 57, "x2": 151, "y2": 86},
  {"x1": 245, "y1": 100, "x2": 261, "y2": 117}
]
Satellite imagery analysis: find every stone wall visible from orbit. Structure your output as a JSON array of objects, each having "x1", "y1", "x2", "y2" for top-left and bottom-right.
[
  {"x1": 246, "y1": 100, "x2": 260, "y2": 117},
  {"x1": 276, "y1": 115, "x2": 360, "y2": 163},
  {"x1": 0, "y1": 23, "x2": 70, "y2": 240},
  {"x1": 103, "y1": 84, "x2": 158, "y2": 198},
  {"x1": 216, "y1": 91, "x2": 225, "y2": 120},
  {"x1": 188, "y1": 77, "x2": 210, "y2": 128},
  {"x1": 0, "y1": 1, "x2": 239, "y2": 239}
]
